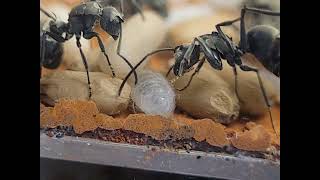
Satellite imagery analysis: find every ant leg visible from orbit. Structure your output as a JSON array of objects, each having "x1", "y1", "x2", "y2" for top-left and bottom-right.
[
  {"x1": 118, "y1": 48, "x2": 175, "y2": 96},
  {"x1": 131, "y1": 0, "x2": 145, "y2": 20},
  {"x1": 215, "y1": 18, "x2": 241, "y2": 32},
  {"x1": 183, "y1": 39, "x2": 196, "y2": 64},
  {"x1": 120, "y1": 0, "x2": 124, "y2": 15},
  {"x1": 117, "y1": 23, "x2": 138, "y2": 84},
  {"x1": 76, "y1": 36, "x2": 92, "y2": 99},
  {"x1": 239, "y1": 64, "x2": 278, "y2": 137},
  {"x1": 40, "y1": 32, "x2": 47, "y2": 78},
  {"x1": 215, "y1": 17, "x2": 241, "y2": 51},
  {"x1": 232, "y1": 66, "x2": 244, "y2": 103},
  {"x1": 45, "y1": 31, "x2": 66, "y2": 43},
  {"x1": 177, "y1": 57, "x2": 205, "y2": 91},
  {"x1": 239, "y1": 6, "x2": 262, "y2": 50},
  {"x1": 195, "y1": 37, "x2": 223, "y2": 70},
  {"x1": 83, "y1": 32, "x2": 116, "y2": 77},
  {"x1": 243, "y1": 6, "x2": 280, "y2": 16},
  {"x1": 40, "y1": 7, "x2": 56, "y2": 21},
  {"x1": 172, "y1": 41, "x2": 196, "y2": 77},
  {"x1": 131, "y1": 99, "x2": 137, "y2": 114},
  {"x1": 166, "y1": 65, "x2": 174, "y2": 77},
  {"x1": 239, "y1": 7, "x2": 247, "y2": 50}
]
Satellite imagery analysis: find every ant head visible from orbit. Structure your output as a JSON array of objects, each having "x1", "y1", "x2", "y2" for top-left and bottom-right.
[
  {"x1": 247, "y1": 25, "x2": 279, "y2": 64},
  {"x1": 100, "y1": 6, "x2": 124, "y2": 40},
  {"x1": 41, "y1": 7, "x2": 68, "y2": 36},
  {"x1": 172, "y1": 44, "x2": 201, "y2": 76},
  {"x1": 48, "y1": 19, "x2": 69, "y2": 37},
  {"x1": 41, "y1": 33, "x2": 64, "y2": 69}
]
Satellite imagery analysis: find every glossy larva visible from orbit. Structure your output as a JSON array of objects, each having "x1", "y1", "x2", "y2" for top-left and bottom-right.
[{"x1": 132, "y1": 71, "x2": 176, "y2": 118}]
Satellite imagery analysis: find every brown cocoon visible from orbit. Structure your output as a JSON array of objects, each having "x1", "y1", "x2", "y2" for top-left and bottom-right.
[
  {"x1": 169, "y1": 62, "x2": 240, "y2": 124},
  {"x1": 168, "y1": 53, "x2": 279, "y2": 121},
  {"x1": 40, "y1": 70, "x2": 131, "y2": 115},
  {"x1": 215, "y1": 53, "x2": 280, "y2": 115}
]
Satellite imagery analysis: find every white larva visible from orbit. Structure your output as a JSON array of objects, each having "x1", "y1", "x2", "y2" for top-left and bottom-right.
[{"x1": 132, "y1": 70, "x2": 176, "y2": 118}]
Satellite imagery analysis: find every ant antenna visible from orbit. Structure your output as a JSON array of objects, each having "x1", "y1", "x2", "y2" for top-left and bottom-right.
[
  {"x1": 40, "y1": 7, "x2": 57, "y2": 21},
  {"x1": 118, "y1": 48, "x2": 175, "y2": 96},
  {"x1": 52, "y1": 12, "x2": 57, "y2": 21}
]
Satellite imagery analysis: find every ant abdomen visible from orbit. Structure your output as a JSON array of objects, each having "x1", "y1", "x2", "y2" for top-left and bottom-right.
[{"x1": 247, "y1": 25, "x2": 280, "y2": 74}]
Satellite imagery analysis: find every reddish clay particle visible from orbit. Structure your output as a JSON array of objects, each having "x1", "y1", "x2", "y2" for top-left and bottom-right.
[
  {"x1": 231, "y1": 123, "x2": 272, "y2": 152},
  {"x1": 40, "y1": 99, "x2": 279, "y2": 151}
]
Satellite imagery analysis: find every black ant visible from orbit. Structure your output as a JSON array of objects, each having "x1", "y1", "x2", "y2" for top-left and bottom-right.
[
  {"x1": 40, "y1": 0, "x2": 138, "y2": 99},
  {"x1": 118, "y1": 6, "x2": 280, "y2": 136}
]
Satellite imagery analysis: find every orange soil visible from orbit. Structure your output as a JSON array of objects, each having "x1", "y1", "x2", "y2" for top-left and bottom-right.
[{"x1": 41, "y1": 99, "x2": 279, "y2": 151}]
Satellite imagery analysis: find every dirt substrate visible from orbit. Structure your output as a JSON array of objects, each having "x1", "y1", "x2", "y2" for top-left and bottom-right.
[{"x1": 40, "y1": 99, "x2": 280, "y2": 162}]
